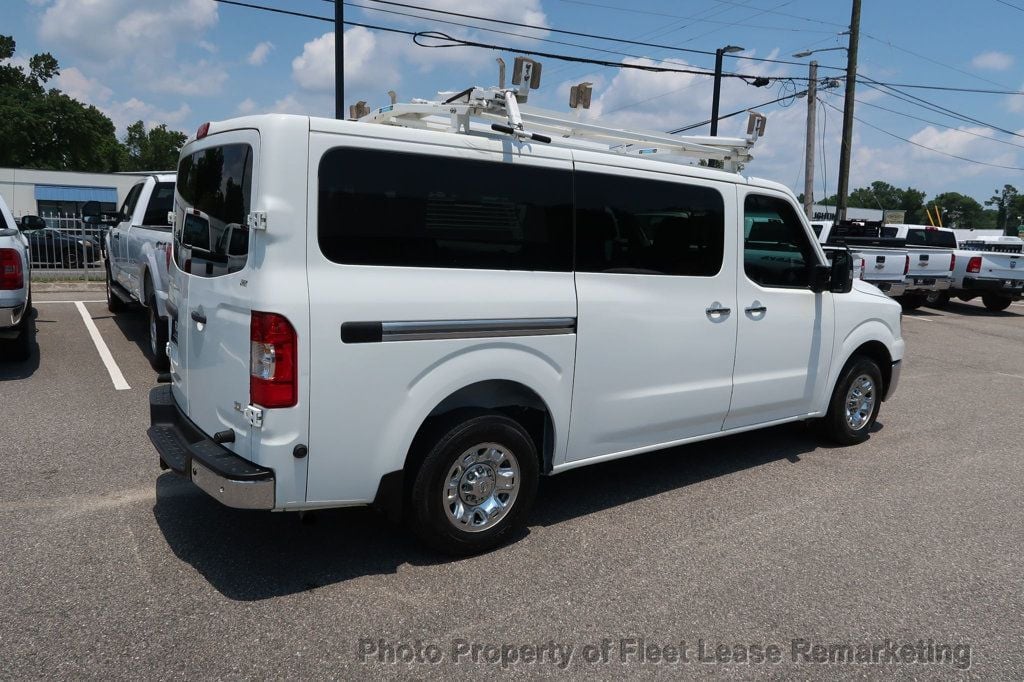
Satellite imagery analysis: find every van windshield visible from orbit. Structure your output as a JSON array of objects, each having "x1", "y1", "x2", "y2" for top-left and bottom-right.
[{"x1": 174, "y1": 144, "x2": 253, "y2": 277}]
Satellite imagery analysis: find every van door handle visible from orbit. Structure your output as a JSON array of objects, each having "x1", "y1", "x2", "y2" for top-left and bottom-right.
[
  {"x1": 705, "y1": 303, "x2": 731, "y2": 317},
  {"x1": 190, "y1": 310, "x2": 207, "y2": 325}
]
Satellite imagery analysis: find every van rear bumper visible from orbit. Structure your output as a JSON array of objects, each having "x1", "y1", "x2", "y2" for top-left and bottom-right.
[{"x1": 147, "y1": 385, "x2": 275, "y2": 510}]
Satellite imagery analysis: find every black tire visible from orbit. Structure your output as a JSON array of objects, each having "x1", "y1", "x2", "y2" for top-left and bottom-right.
[
  {"x1": 981, "y1": 293, "x2": 1012, "y2": 312},
  {"x1": 409, "y1": 413, "x2": 539, "y2": 556},
  {"x1": 925, "y1": 291, "x2": 950, "y2": 308},
  {"x1": 818, "y1": 356, "x2": 883, "y2": 446},
  {"x1": 7, "y1": 309, "x2": 32, "y2": 362},
  {"x1": 147, "y1": 291, "x2": 169, "y2": 371},
  {"x1": 106, "y1": 267, "x2": 126, "y2": 313},
  {"x1": 897, "y1": 294, "x2": 924, "y2": 311}
]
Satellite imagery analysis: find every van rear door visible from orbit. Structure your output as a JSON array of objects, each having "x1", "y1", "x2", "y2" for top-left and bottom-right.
[{"x1": 172, "y1": 131, "x2": 258, "y2": 458}]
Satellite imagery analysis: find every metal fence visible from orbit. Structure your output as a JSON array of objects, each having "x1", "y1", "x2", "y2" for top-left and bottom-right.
[{"x1": 27, "y1": 213, "x2": 106, "y2": 281}]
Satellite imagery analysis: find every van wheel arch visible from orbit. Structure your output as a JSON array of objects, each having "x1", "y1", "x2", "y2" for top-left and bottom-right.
[
  {"x1": 373, "y1": 381, "x2": 556, "y2": 523},
  {"x1": 840, "y1": 341, "x2": 892, "y2": 400}
]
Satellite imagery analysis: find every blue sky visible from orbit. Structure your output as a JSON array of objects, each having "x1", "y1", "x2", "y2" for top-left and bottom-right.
[{"x1": 2, "y1": 0, "x2": 1023, "y2": 205}]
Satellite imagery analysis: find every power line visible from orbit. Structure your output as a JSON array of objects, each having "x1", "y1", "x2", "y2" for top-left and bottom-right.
[
  {"x1": 820, "y1": 99, "x2": 1024, "y2": 172},
  {"x1": 993, "y1": 0, "x2": 1024, "y2": 11},
  {"x1": 857, "y1": 78, "x2": 1023, "y2": 96},
  {"x1": 855, "y1": 98, "x2": 1024, "y2": 151},
  {"x1": 551, "y1": 0, "x2": 839, "y2": 33},
  {"x1": 861, "y1": 32, "x2": 1013, "y2": 90},
  {"x1": 344, "y1": 0, "x2": 848, "y2": 71},
  {"x1": 666, "y1": 91, "x2": 806, "y2": 133}
]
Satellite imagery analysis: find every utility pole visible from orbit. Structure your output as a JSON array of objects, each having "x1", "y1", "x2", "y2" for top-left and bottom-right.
[
  {"x1": 335, "y1": 1, "x2": 344, "y2": 119},
  {"x1": 835, "y1": 0, "x2": 861, "y2": 222},
  {"x1": 803, "y1": 61, "x2": 818, "y2": 220}
]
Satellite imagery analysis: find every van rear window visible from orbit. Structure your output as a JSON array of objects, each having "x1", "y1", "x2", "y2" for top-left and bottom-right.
[
  {"x1": 174, "y1": 144, "x2": 253, "y2": 277},
  {"x1": 317, "y1": 148, "x2": 573, "y2": 271}
]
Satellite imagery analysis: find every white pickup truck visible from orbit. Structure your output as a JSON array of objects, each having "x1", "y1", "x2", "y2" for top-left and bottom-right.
[
  {"x1": 940, "y1": 233, "x2": 1024, "y2": 311},
  {"x1": 814, "y1": 220, "x2": 908, "y2": 298},
  {"x1": 0, "y1": 193, "x2": 31, "y2": 361},
  {"x1": 103, "y1": 173, "x2": 175, "y2": 370},
  {"x1": 880, "y1": 225, "x2": 955, "y2": 309}
]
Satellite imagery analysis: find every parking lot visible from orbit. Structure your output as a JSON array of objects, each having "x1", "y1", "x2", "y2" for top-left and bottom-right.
[{"x1": 1, "y1": 288, "x2": 1022, "y2": 678}]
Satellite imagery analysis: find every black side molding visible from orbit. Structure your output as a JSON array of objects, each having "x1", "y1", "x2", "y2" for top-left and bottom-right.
[{"x1": 341, "y1": 321, "x2": 383, "y2": 344}]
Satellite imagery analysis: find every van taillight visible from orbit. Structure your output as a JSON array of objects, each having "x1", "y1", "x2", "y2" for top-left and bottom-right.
[
  {"x1": 903, "y1": 255, "x2": 910, "y2": 275},
  {"x1": 0, "y1": 249, "x2": 23, "y2": 290},
  {"x1": 250, "y1": 311, "x2": 297, "y2": 408},
  {"x1": 949, "y1": 254, "x2": 955, "y2": 271},
  {"x1": 967, "y1": 256, "x2": 982, "y2": 274}
]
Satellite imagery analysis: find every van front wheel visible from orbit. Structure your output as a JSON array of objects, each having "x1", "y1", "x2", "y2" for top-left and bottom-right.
[
  {"x1": 409, "y1": 413, "x2": 538, "y2": 555},
  {"x1": 819, "y1": 356, "x2": 883, "y2": 446}
]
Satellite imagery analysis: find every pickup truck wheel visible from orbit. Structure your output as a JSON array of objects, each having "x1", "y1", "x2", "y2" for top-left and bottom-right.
[
  {"x1": 6, "y1": 309, "x2": 32, "y2": 362},
  {"x1": 409, "y1": 413, "x2": 538, "y2": 556},
  {"x1": 925, "y1": 291, "x2": 950, "y2": 308},
  {"x1": 981, "y1": 293, "x2": 1012, "y2": 312},
  {"x1": 897, "y1": 294, "x2": 924, "y2": 311},
  {"x1": 819, "y1": 356, "x2": 883, "y2": 446},
  {"x1": 147, "y1": 292, "x2": 169, "y2": 371},
  {"x1": 106, "y1": 268, "x2": 126, "y2": 313}
]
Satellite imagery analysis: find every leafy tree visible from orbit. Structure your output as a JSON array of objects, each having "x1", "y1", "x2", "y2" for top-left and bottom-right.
[
  {"x1": 984, "y1": 184, "x2": 1019, "y2": 235},
  {"x1": 931, "y1": 192, "x2": 985, "y2": 228},
  {"x1": 0, "y1": 34, "x2": 122, "y2": 171},
  {"x1": 818, "y1": 181, "x2": 926, "y2": 223},
  {"x1": 121, "y1": 120, "x2": 187, "y2": 172}
]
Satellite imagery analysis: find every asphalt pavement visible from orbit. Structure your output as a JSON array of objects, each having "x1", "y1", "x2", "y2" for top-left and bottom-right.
[{"x1": 1, "y1": 289, "x2": 1022, "y2": 679}]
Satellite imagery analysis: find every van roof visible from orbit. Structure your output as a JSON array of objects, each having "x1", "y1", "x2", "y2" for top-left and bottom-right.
[{"x1": 193, "y1": 113, "x2": 799, "y2": 200}]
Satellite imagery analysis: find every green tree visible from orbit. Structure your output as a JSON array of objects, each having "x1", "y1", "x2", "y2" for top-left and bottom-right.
[
  {"x1": 121, "y1": 120, "x2": 188, "y2": 172},
  {"x1": 932, "y1": 192, "x2": 985, "y2": 228},
  {"x1": 846, "y1": 181, "x2": 927, "y2": 223},
  {"x1": 984, "y1": 184, "x2": 1019, "y2": 235},
  {"x1": 0, "y1": 34, "x2": 122, "y2": 171}
]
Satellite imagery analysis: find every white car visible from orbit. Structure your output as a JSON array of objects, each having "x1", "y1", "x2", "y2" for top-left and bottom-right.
[
  {"x1": 148, "y1": 107, "x2": 904, "y2": 555},
  {"x1": 0, "y1": 194, "x2": 31, "y2": 361}
]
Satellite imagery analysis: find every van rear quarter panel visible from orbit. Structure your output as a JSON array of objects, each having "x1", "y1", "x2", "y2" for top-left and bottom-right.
[{"x1": 303, "y1": 127, "x2": 577, "y2": 505}]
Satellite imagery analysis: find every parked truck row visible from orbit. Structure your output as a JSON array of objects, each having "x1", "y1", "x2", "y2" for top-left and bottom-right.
[{"x1": 814, "y1": 220, "x2": 1022, "y2": 311}]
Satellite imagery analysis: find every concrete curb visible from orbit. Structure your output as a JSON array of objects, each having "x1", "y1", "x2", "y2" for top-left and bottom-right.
[{"x1": 33, "y1": 281, "x2": 105, "y2": 293}]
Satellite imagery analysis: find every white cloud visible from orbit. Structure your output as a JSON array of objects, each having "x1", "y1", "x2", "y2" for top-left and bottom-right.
[
  {"x1": 971, "y1": 51, "x2": 1014, "y2": 71},
  {"x1": 53, "y1": 66, "x2": 113, "y2": 103},
  {"x1": 38, "y1": 0, "x2": 218, "y2": 62},
  {"x1": 103, "y1": 98, "x2": 192, "y2": 134},
  {"x1": 293, "y1": 28, "x2": 402, "y2": 95},
  {"x1": 247, "y1": 41, "x2": 273, "y2": 66},
  {"x1": 141, "y1": 59, "x2": 228, "y2": 96},
  {"x1": 236, "y1": 98, "x2": 257, "y2": 115}
]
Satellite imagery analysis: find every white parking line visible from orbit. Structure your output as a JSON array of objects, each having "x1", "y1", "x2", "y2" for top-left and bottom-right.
[
  {"x1": 35, "y1": 300, "x2": 105, "y2": 304},
  {"x1": 73, "y1": 301, "x2": 131, "y2": 391},
  {"x1": 902, "y1": 315, "x2": 933, "y2": 322}
]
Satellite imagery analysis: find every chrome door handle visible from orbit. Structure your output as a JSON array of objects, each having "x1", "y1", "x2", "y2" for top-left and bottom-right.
[
  {"x1": 745, "y1": 305, "x2": 767, "y2": 314},
  {"x1": 190, "y1": 310, "x2": 207, "y2": 325},
  {"x1": 705, "y1": 304, "x2": 731, "y2": 316}
]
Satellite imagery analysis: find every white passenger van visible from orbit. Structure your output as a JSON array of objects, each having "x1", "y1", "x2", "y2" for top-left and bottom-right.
[{"x1": 149, "y1": 89, "x2": 904, "y2": 554}]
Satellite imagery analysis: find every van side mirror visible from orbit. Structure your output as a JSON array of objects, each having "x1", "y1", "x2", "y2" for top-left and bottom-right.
[{"x1": 826, "y1": 250, "x2": 854, "y2": 294}]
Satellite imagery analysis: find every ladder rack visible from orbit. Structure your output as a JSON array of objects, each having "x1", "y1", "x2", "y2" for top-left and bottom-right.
[{"x1": 358, "y1": 86, "x2": 762, "y2": 173}]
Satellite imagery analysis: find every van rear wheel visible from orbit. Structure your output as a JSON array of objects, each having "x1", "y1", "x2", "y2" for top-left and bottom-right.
[
  {"x1": 409, "y1": 413, "x2": 538, "y2": 556},
  {"x1": 818, "y1": 356, "x2": 883, "y2": 446}
]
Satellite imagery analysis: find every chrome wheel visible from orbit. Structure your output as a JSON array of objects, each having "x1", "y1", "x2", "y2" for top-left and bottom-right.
[
  {"x1": 844, "y1": 374, "x2": 875, "y2": 431},
  {"x1": 443, "y1": 442, "x2": 520, "y2": 533}
]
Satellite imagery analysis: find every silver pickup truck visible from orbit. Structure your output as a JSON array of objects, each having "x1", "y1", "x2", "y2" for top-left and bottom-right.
[
  {"x1": 0, "y1": 194, "x2": 31, "y2": 361},
  {"x1": 103, "y1": 173, "x2": 175, "y2": 370}
]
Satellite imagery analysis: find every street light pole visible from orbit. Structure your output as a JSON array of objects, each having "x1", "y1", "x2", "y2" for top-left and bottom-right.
[
  {"x1": 335, "y1": 1, "x2": 344, "y2": 119},
  {"x1": 710, "y1": 45, "x2": 743, "y2": 136},
  {"x1": 835, "y1": 0, "x2": 862, "y2": 222},
  {"x1": 803, "y1": 61, "x2": 818, "y2": 219}
]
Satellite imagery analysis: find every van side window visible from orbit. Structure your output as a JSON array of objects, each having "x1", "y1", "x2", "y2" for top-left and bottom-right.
[
  {"x1": 575, "y1": 172, "x2": 725, "y2": 276},
  {"x1": 743, "y1": 194, "x2": 816, "y2": 288},
  {"x1": 318, "y1": 148, "x2": 573, "y2": 271}
]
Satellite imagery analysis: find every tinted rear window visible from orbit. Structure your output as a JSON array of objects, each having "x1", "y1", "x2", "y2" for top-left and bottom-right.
[
  {"x1": 142, "y1": 182, "x2": 175, "y2": 228},
  {"x1": 174, "y1": 144, "x2": 253, "y2": 277},
  {"x1": 318, "y1": 148, "x2": 573, "y2": 271},
  {"x1": 906, "y1": 228, "x2": 957, "y2": 248}
]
